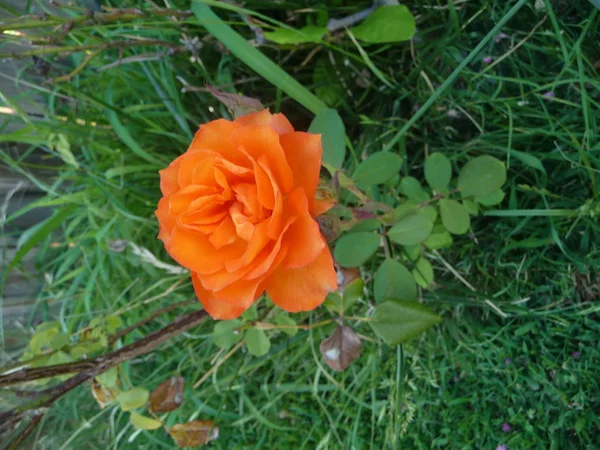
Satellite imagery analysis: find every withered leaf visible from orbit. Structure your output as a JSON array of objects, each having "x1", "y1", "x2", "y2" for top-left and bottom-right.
[
  {"x1": 149, "y1": 375, "x2": 184, "y2": 413},
  {"x1": 91, "y1": 380, "x2": 118, "y2": 409},
  {"x1": 206, "y1": 85, "x2": 264, "y2": 119},
  {"x1": 316, "y1": 215, "x2": 341, "y2": 243},
  {"x1": 169, "y1": 420, "x2": 219, "y2": 448},
  {"x1": 336, "y1": 266, "x2": 361, "y2": 293},
  {"x1": 319, "y1": 325, "x2": 362, "y2": 372}
]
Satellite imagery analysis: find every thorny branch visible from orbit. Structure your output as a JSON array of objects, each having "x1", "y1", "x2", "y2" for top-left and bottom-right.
[{"x1": 0, "y1": 308, "x2": 209, "y2": 438}]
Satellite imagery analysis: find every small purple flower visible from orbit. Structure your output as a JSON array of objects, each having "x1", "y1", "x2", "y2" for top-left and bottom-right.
[
  {"x1": 413, "y1": 104, "x2": 420, "y2": 112},
  {"x1": 504, "y1": 358, "x2": 511, "y2": 365},
  {"x1": 543, "y1": 91, "x2": 556, "y2": 100},
  {"x1": 572, "y1": 351, "x2": 580, "y2": 359},
  {"x1": 483, "y1": 56, "x2": 494, "y2": 64},
  {"x1": 502, "y1": 423, "x2": 512, "y2": 432},
  {"x1": 496, "y1": 445, "x2": 508, "y2": 450}
]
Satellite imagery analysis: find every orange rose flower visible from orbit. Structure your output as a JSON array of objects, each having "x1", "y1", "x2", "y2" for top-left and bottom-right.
[{"x1": 156, "y1": 110, "x2": 337, "y2": 319}]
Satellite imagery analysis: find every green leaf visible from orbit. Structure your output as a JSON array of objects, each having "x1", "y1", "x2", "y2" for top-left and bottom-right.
[
  {"x1": 380, "y1": 203, "x2": 416, "y2": 225},
  {"x1": 273, "y1": 314, "x2": 297, "y2": 336},
  {"x1": 324, "y1": 292, "x2": 344, "y2": 315},
  {"x1": 48, "y1": 133, "x2": 79, "y2": 169},
  {"x1": 70, "y1": 344, "x2": 89, "y2": 359},
  {"x1": 191, "y1": 2, "x2": 327, "y2": 115},
  {"x1": 424, "y1": 231, "x2": 453, "y2": 250},
  {"x1": 343, "y1": 278, "x2": 364, "y2": 311},
  {"x1": 35, "y1": 321, "x2": 60, "y2": 333},
  {"x1": 388, "y1": 215, "x2": 433, "y2": 246},
  {"x1": 89, "y1": 317, "x2": 104, "y2": 329},
  {"x1": 462, "y1": 199, "x2": 479, "y2": 215},
  {"x1": 50, "y1": 332, "x2": 70, "y2": 350},
  {"x1": 117, "y1": 388, "x2": 150, "y2": 411},
  {"x1": 418, "y1": 206, "x2": 438, "y2": 223},
  {"x1": 265, "y1": 25, "x2": 327, "y2": 44},
  {"x1": 424, "y1": 153, "x2": 452, "y2": 192},
  {"x1": 399, "y1": 177, "x2": 429, "y2": 202},
  {"x1": 458, "y1": 155, "x2": 507, "y2": 198},
  {"x1": 213, "y1": 320, "x2": 243, "y2": 349},
  {"x1": 97, "y1": 367, "x2": 119, "y2": 388},
  {"x1": 374, "y1": 259, "x2": 417, "y2": 302},
  {"x1": 30, "y1": 328, "x2": 58, "y2": 354},
  {"x1": 334, "y1": 232, "x2": 380, "y2": 267},
  {"x1": 241, "y1": 304, "x2": 258, "y2": 321},
  {"x1": 402, "y1": 245, "x2": 422, "y2": 262},
  {"x1": 245, "y1": 328, "x2": 271, "y2": 357},
  {"x1": 412, "y1": 257, "x2": 434, "y2": 288},
  {"x1": 475, "y1": 189, "x2": 505, "y2": 206},
  {"x1": 349, "y1": 218, "x2": 381, "y2": 233},
  {"x1": 308, "y1": 108, "x2": 346, "y2": 169},
  {"x1": 352, "y1": 152, "x2": 403, "y2": 185},
  {"x1": 351, "y1": 5, "x2": 416, "y2": 44},
  {"x1": 439, "y1": 199, "x2": 471, "y2": 235},
  {"x1": 106, "y1": 315, "x2": 123, "y2": 333},
  {"x1": 47, "y1": 351, "x2": 72, "y2": 366},
  {"x1": 130, "y1": 412, "x2": 162, "y2": 430},
  {"x1": 369, "y1": 300, "x2": 441, "y2": 346}
]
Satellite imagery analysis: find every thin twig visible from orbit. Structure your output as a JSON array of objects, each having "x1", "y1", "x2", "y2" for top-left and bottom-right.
[
  {"x1": 3, "y1": 39, "x2": 180, "y2": 59},
  {"x1": 0, "y1": 309, "x2": 208, "y2": 388},
  {"x1": 48, "y1": 49, "x2": 101, "y2": 83},
  {"x1": 0, "y1": 8, "x2": 193, "y2": 32},
  {"x1": 108, "y1": 298, "x2": 193, "y2": 344}
]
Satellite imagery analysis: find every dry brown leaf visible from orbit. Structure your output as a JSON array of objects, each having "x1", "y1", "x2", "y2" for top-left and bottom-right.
[
  {"x1": 206, "y1": 85, "x2": 264, "y2": 119},
  {"x1": 149, "y1": 375, "x2": 185, "y2": 413},
  {"x1": 91, "y1": 380, "x2": 118, "y2": 409},
  {"x1": 169, "y1": 420, "x2": 219, "y2": 448},
  {"x1": 336, "y1": 266, "x2": 361, "y2": 292},
  {"x1": 316, "y1": 215, "x2": 341, "y2": 243},
  {"x1": 319, "y1": 325, "x2": 362, "y2": 372}
]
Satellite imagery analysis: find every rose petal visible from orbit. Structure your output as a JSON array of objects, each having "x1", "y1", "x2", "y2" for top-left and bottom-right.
[
  {"x1": 225, "y1": 221, "x2": 269, "y2": 272},
  {"x1": 189, "y1": 119, "x2": 248, "y2": 167},
  {"x1": 235, "y1": 109, "x2": 294, "y2": 135},
  {"x1": 192, "y1": 273, "x2": 248, "y2": 320},
  {"x1": 159, "y1": 160, "x2": 180, "y2": 196},
  {"x1": 202, "y1": 219, "x2": 293, "y2": 291},
  {"x1": 212, "y1": 277, "x2": 263, "y2": 308},
  {"x1": 208, "y1": 215, "x2": 237, "y2": 249},
  {"x1": 266, "y1": 245, "x2": 337, "y2": 313},
  {"x1": 266, "y1": 192, "x2": 283, "y2": 239},
  {"x1": 251, "y1": 158, "x2": 276, "y2": 209},
  {"x1": 179, "y1": 151, "x2": 216, "y2": 187},
  {"x1": 169, "y1": 226, "x2": 245, "y2": 274},
  {"x1": 169, "y1": 186, "x2": 218, "y2": 215},
  {"x1": 280, "y1": 188, "x2": 325, "y2": 269},
  {"x1": 156, "y1": 197, "x2": 176, "y2": 236},
  {"x1": 279, "y1": 132, "x2": 322, "y2": 214},
  {"x1": 230, "y1": 126, "x2": 294, "y2": 194},
  {"x1": 229, "y1": 203, "x2": 255, "y2": 241}
]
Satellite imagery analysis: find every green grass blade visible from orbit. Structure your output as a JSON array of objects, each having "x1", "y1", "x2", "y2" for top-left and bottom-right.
[
  {"x1": 190, "y1": 2, "x2": 328, "y2": 115},
  {"x1": 2, "y1": 204, "x2": 77, "y2": 292},
  {"x1": 382, "y1": 0, "x2": 530, "y2": 152},
  {"x1": 482, "y1": 209, "x2": 577, "y2": 217},
  {"x1": 105, "y1": 83, "x2": 166, "y2": 166}
]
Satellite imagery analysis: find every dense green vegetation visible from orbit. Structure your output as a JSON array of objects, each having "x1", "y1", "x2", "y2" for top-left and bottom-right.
[{"x1": 1, "y1": 0, "x2": 599, "y2": 448}]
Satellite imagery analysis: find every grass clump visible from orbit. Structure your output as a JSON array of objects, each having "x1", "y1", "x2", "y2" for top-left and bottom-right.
[{"x1": 1, "y1": 0, "x2": 599, "y2": 448}]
